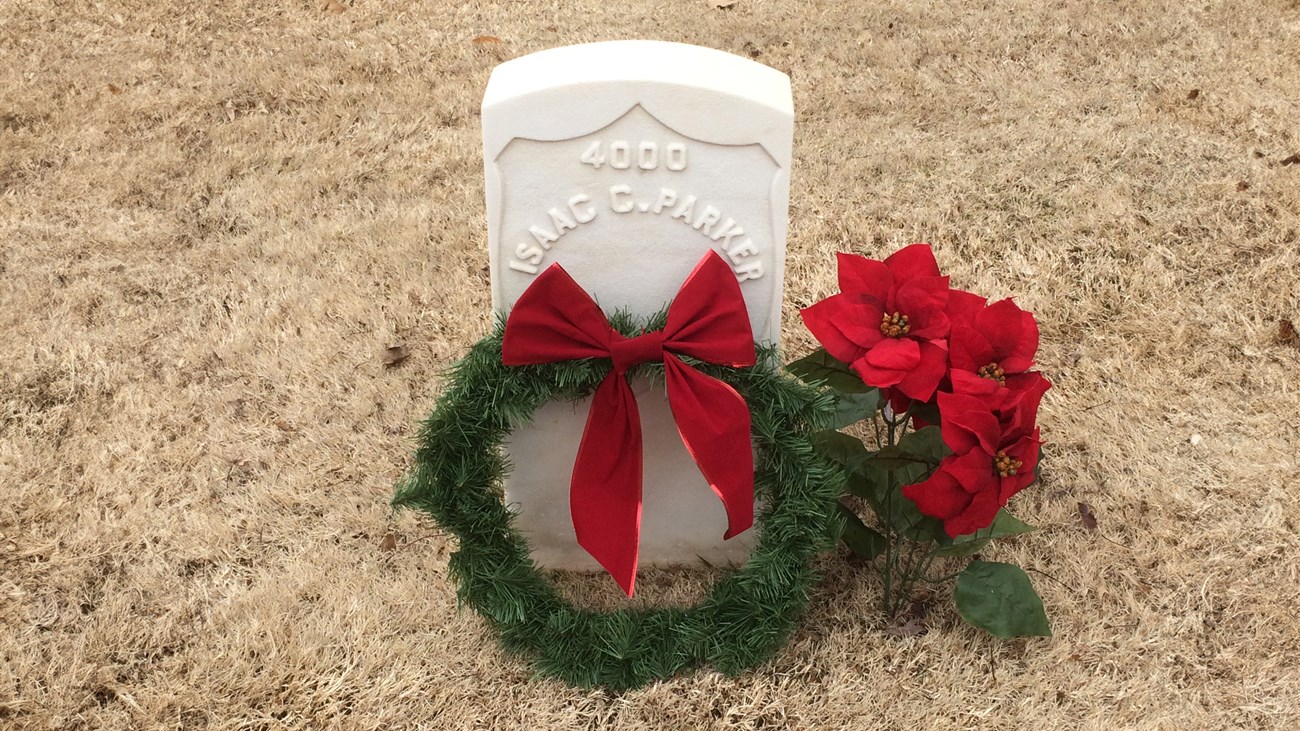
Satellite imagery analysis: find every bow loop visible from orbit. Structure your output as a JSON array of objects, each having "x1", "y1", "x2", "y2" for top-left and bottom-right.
[
  {"x1": 663, "y1": 254, "x2": 759, "y2": 368},
  {"x1": 502, "y1": 251, "x2": 757, "y2": 596}
]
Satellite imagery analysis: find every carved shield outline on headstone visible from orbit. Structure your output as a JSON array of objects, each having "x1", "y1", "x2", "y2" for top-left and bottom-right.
[{"x1": 489, "y1": 103, "x2": 783, "y2": 346}]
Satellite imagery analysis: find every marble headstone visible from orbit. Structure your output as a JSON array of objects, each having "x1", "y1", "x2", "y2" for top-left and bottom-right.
[{"x1": 482, "y1": 40, "x2": 793, "y2": 570}]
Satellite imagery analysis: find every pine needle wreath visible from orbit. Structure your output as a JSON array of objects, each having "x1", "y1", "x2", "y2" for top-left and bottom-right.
[{"x1": 393, "y1": 313, "x2": 843, "y2": 691}]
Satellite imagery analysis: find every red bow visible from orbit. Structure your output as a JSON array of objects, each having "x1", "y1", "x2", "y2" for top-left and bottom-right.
[{"x1": 502, "y1": 251, "x2": 757, "y2": 596}]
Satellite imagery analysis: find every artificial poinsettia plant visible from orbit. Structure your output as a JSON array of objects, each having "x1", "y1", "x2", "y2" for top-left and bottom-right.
[{"x1": 788, "y1": 243, "x2": 1052, "y2": 638}]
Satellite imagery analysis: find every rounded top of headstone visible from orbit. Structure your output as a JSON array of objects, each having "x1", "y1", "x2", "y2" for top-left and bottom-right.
[
  {"x1": 481, "y1": 41, "x2": 793, "y2": 163},
  {"x1": 483, "y1": 41, "x2": 791, "y2": 115}
]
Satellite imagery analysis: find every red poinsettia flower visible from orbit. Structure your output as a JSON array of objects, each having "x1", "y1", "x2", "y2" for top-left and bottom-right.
[
  {"x1": 950, "y1": 298, "x2": 1038, "y2": 380},
  {"x1": 887, "y1": 289, "x2": 995, "y2": 419},
  {"x1": 950, "y1": 369, "x2": 1051, "y2": 414},
  {"x1": 902, "y1": 385, "x2": 1048, "y2": 537},
  {"x1": 947, "y1": 289, "x2": 988, "y2": 329},
  {"x1": 801, "y1": 244, "x2": 952, "y2": 402},
  {"x1": 903, "y1": 428, "x2": 1042, "y2": 537},
  {"x1": 946, "y1": 297, "x2": 1042, "y2": 411}
]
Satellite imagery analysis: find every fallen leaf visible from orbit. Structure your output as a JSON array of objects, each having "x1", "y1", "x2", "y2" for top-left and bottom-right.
[
  {"x1": 884, "y1": 616, "x2": 926, "y2": 637},
  {"x1": 382, "y1": 345, "x2": 410, "y2": 367},
  {"x1": 322, "y1": 0, "x2": 345, "y2": 13},
  {"x1": 885, "y1": 596, "x2": 931, "y2": 637},
  {"x1": 472, "y1": 35, "x2": 503, "y2": 46},
  {"x1": 108, "y1": 83, "x2": 123, "y2": 95},
  {"x1": 1186, "y1": 89, "x2": 1200, "y2": 100},
  {"x1": 1077, "y1": 502, "x2": 1098, "y2": 531},
  {"x1": 544, "y1": 25, "x2": 558, "y2": 32},
  {"x1": 1279, "y1": 319, "x2": 1299, "y2": 348},
  {"x1": 1282, "y1": 153, "x2": 1300, "y2": 166},
  {"x1": 379, "y1": 533, "x2": 398, "y2": 551},
  {"x1": 1236, "y1": 181, "x2": 1250, "y2": 191}
]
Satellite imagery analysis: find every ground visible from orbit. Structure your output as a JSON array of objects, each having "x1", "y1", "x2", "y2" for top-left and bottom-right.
[{"x1": 2, "y1": 1, "x2": 1299, "y2": 729}]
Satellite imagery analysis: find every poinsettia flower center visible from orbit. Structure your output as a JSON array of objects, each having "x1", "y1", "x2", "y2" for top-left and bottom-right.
[
  {"x1": 977, "y1": 362, "x2": 1006, "y2": 385},
  {"x1": 993, "y1": 449, "x2": 1023, "y2": 477},
  {"x1": 879, "y1": 311, "x2": 911, "y2": 338}
]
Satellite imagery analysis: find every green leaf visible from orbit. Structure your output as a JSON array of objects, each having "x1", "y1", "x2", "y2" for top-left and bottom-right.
[
  {"x1": 812, "y1": 430, "x2": 871, "y2": 473},
  {"x1": 859, "y1": 445, "x2": 934, "y2": 474},
  {"x1": 906, "y1": 399, "x2": 941, "y2": 427},
  {"x1": 859, "y1": 489, "x2": 941, "y2": 541},
  {"x1": 832, "y1": 426, "x2": 951, "y2": 543},
  {"x1": 837, "y1": 503, "x2": 885, "y2": 559},
  {"x1": 954, "y1": 561, "x2": 1052, "y2": 638},
  {"x1": 785, "y1": 348, "x2": 871, "y2": 394},
  {"x1": 895, "y1": 510, "x2": 947, "y2": 544},
  {"x1": 896, "y1": 425, "x2": 947, "y2": 464},
  {"x1": 986, "y1": 511, "x2": 1037, "y2": 537},
  {"x1": 828, "y1": 389, "x2": 881, "y2": 429},
  {"x1": 842, "y1": 469, "x2": 876, "y2": 499},
  {"x1": 930, "y1": 510, "x2": 1037, "y2": 557},
  {"x1": 930, "y1": 534, "x2": 990, "y2": 558},
  {"x1": 850, "y1": 430, "x2": 944, "y2": 542}
]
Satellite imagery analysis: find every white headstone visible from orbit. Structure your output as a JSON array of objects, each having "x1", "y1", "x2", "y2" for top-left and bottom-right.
[{"x1": 482, "y1": 41, "x2": 793, "y2": 571}]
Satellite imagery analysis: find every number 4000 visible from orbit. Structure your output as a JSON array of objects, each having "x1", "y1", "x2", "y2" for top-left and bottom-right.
[{"x1": 580, "y1": 140, "x2": 687, "y2": 171}]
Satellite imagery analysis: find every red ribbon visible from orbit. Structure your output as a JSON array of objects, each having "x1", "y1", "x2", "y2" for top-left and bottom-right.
[{"x1": 502, "y1": 251, "x2": 757, "y2": 596}]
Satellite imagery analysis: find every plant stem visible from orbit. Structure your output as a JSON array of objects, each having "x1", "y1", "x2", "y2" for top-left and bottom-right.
[
  {"x1": 877, "y1": 411, "x2": 945, "y2": 617},
  {"x1": 880, "y1": 413, "x2": 909, "y2": 615},
  {"x1": 881, "y1": 468, "x2": 897, "y2": 613}
]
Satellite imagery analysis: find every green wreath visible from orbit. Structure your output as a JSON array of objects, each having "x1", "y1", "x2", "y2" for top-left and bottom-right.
[{"x1": 392, "y1": 313, "x2": 843, "y2": 691}]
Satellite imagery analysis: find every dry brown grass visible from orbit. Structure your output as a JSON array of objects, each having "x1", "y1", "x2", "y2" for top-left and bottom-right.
[{"x1": 3, "y1": 0, "x2": 1299, "y2": 728}]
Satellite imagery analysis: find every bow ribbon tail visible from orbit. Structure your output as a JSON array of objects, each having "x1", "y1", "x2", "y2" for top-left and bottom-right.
[
  {"x1": 571, "y1": 373, "x2": 644, "y2": 597},
  {"x1": 663, "y1": 354, "x2": 756, "y2": 540}
]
